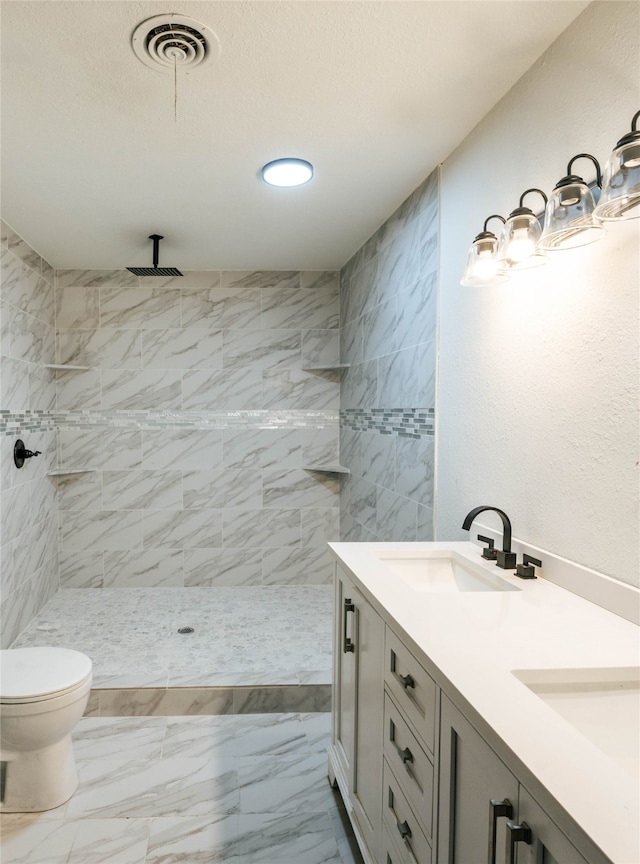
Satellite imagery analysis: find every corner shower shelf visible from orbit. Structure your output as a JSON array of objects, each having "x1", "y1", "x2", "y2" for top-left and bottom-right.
[
  {"x1": 47, "y1": 469, "x2": 96, "y2": 476},
  {"x1": 44, "y1": 364, "x2": 95, "y2": 371},
  {"x1": 302, "y1": 464, "x2": 350, "y2": 474},
  {"x1": 302, "y1": 364, "x2": 350, "y2": 372}
]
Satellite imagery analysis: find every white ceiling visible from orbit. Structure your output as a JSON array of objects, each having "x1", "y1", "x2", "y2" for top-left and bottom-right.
[{"x1": 1, "y1": 0, "x2": 589, "y2": 271}]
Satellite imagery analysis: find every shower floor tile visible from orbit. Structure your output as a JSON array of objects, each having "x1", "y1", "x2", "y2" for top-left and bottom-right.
[{"x1": 11, "y1": 586, "x2": 333, "y2": 691}]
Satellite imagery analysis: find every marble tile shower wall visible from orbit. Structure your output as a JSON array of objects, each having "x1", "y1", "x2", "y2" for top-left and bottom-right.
[
  {"x1": 339, "y1": 168, "x2": 439, "y2": 541},
  {"x1": 0, "y1": 220, "x2": 58, "y2": 647},
  {"x1": 53, "y1": 269, "x2": 341, "y2": 590}
]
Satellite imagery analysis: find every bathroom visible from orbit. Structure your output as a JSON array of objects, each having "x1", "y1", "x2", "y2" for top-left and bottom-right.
[{"x1": 1, "y1": 1, "x2": 638, "y2": 862}]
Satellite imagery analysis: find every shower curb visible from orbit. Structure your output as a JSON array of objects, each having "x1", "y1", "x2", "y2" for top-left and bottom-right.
[{"x1": 85, "y1": 683, "x2": 331, "y2": 717}]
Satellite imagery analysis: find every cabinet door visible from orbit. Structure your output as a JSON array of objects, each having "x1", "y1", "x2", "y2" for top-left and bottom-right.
[
  {"x1": 351, "y1": 583, "x2": 385, "y2": 861},
  {"x1": 508, "y1": 786, "x2": 589, "y2": 864},
  {"x1": 331, "y1": 568, "x2": 385, "y2": 862},
  {"x1": 438, "y1": 695, "x2": 518, "y2": 864},
  {"x1": 332, "y1": 566, "x2": 357, "y2": 784}
]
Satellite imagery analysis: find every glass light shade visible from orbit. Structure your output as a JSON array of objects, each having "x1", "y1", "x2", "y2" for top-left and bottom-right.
[
  {"x1": 261, "y1": 158, "x2": 313, "y2": 187},
  {"x1": 498, "y1": 212, "x2": 546, "y2": 269},
  {"x1": 594, "y1": 136, "x2": 640, "y2": 220},
  {"x1": 460, "y1": 234, "x2": 507, "y2": 286},
  {"x1": 539, "y1": 179, "x2": 605, "y2": 249}
]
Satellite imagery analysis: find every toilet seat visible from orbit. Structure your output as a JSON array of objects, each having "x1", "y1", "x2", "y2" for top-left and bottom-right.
[{"x1": 0, "y1": 647, "x2": 92, "y2": 704}]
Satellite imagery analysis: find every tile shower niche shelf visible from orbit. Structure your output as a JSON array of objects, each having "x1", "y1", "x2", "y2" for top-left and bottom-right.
[
  {"x1": 47, "y1": 469, "x2": 96, "y2": 477},
  {"x1": 302, "y1": 464, "x2": 350, "y2": 474},
  {"x1": 44, "y1": 364, "x2": 95, "y2": 371},
  {"x1": 301, "y1": 364, "x2": 350, "y2": 372}
]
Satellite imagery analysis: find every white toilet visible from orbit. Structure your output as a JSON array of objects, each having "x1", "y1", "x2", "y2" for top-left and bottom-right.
[{"x1": 0, "y1": 646, "x2": 92, "y2": 812}]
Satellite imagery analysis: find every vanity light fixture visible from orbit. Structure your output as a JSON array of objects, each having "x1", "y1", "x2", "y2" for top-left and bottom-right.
[
  {"x1": 460, "y1": 215, "x2": 507, "y2": 286},
  {"x1": 261, "y1": 158, "x2": 314, "y2": 187},
  {"x1": 539, "y1": 153, "x2": 605, "y2": 250},
  {"x1": 498, "y1": 188, "x2": 548, "y2": 269},
  {"x1": 594, "y1": 110, "x2": 640, "y2": 220}
]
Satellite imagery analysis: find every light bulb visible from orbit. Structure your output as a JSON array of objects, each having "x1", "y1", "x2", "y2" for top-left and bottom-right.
[
  {"x1": 506, "y1": 234, "x2": 536, "y2": 264},
  {"x1": 474, "y1": 254, "x2": 499, "y2": 281},
  {"x1": 621, "y1": 142, "x2": 640, "y2": 169}
]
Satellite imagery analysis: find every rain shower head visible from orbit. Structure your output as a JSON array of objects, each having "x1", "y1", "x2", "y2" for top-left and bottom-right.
[{"x1": 127, "y1": 234, "x2": 183, "y2": 277}]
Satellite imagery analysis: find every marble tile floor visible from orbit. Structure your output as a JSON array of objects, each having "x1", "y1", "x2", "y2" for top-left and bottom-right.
[
  {"x1": 0, "y1": 712, "x2": 364, "y2": 864},
  {"x1": 12, "y1": 587, "x2": 333, "y2": 692}
]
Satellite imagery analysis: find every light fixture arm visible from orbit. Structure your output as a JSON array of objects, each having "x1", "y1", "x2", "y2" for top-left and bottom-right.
[
  {"x1": 483, "y1": 214, "x2": 506, "y2": 233},
  {"x1": 611, "y1": 110, "x2": 640, "y2": 150},
  {"x1": 566, "y1": 153, "x2": 602, "y2": 187},
  {"x1": 518, "y1": 188, "x2": 548, "y2": 211}
]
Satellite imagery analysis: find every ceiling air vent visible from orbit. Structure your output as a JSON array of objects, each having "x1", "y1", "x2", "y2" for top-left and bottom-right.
[{"x1": 132, "y1": 14, "x2": 220, "y2": 73}]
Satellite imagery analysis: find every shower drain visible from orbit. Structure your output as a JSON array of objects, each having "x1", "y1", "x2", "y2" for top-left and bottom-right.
[{"x1": 177, "y1": 627, "x2": 195, "y2": 634}]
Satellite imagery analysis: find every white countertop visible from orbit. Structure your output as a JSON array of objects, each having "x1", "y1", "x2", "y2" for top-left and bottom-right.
[{"x1": 328, "y1": 541, "x2": 640, "y2": 864}]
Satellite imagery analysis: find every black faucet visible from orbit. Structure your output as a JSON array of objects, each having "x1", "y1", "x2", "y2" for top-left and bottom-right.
[{"x1": 462, "y1": 506, "x2": 517, "y2": 569}]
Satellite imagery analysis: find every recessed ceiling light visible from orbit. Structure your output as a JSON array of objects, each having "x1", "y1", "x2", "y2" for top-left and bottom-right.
[{"x1": 261, "y1": 158, "x2": 314, "y2": 187}]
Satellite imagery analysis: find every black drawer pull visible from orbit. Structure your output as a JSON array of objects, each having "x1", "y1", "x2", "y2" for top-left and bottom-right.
[
  {"x1": 396, "y1": 818, "x2": 412, "y2": 840},
  {"x1": 488, "y1": 798, "x2": 513, "y2": 864},
  {"x1": 506, "y1": 821, "x2": 532, "y2": 864},
  {"x1": 398, "y1": 746, "x2": 414, "y2": 764},
  {"x1": 399, "y1": 673, "x2": 415, "y2": 689}
]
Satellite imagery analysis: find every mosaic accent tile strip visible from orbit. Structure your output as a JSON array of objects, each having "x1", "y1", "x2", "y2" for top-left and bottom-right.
[
  {"x1": 0, "y1": 409, "x2": 339, "y2": 436},
  {"x1": 340, "y1": 407, "x2": 435, "y2": 439},
  {"x1": 0, "y1": 410, "x2": 59, "y2": 436},
  {"x1": 0, "y1": 408, "x2": 432, "y2": 438}
]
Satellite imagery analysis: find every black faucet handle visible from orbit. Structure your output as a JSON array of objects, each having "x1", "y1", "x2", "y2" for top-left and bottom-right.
[
  {"x1": 516, "y1": 554, "x2": 542, "y2": 580},
  {"x1": 477, "y1": 535, "x2": 498, "y2": 560},
  {"x1": 13, "y1": 439, "x2": 43, "y2": 469}
]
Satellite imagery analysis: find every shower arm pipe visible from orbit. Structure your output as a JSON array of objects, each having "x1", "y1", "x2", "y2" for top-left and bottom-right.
[{"x1": 149, "y1": 234, "x2": 164, "y2": 268}]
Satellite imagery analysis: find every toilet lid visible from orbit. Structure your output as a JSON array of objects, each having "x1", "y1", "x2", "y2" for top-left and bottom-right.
[{"x1": 0, "y1": 647, "x2": 92, "y2": 701}]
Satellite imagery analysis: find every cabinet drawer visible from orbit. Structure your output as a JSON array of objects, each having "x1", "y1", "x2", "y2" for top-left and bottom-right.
[
  {"x1": 385, "y1": 627, "x2": 437, "y2": 754},
  {"x1": 382, "y1": 822, "x2": 413, "y2": 864},
  {"x1": 383, "y1": 760, "x2": 432, "y2": 864},
  {"x1": 384, "y1": 693, "x2": 434, "y2": 839}
]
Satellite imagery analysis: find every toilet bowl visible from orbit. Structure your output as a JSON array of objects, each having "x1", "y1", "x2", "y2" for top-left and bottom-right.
[{"x1": 0, "y1": 646, "x2": 92, "y2": 812}]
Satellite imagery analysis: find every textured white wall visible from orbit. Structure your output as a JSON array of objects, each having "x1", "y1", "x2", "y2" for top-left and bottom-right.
[{"x1": 437, "y1": 1, "x2": 639, "y2": 585}]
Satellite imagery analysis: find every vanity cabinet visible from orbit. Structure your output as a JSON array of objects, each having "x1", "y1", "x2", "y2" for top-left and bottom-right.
[
  {"x1": 330, "y1": 566, "x2": 385, "y2": 863},
  {"x1": 330, "y1": 562, "x2": 607, "y2": 864}
]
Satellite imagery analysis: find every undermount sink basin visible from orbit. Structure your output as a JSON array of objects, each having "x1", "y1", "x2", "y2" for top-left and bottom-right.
[
  {"x1": 512, "y1": 667, "x2": 640, "y2": 777},
  {"x1": 374, "y1": 550, "x2": 520, "y2": 593}
]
